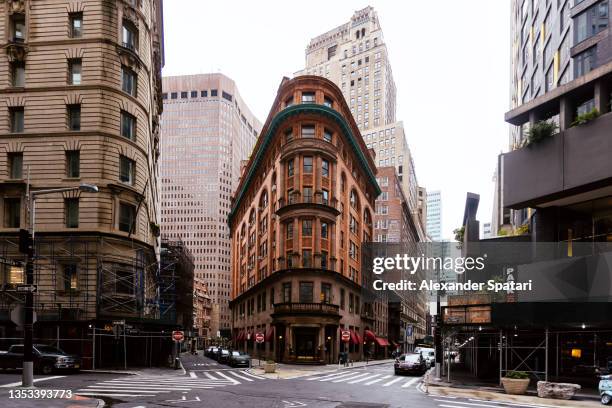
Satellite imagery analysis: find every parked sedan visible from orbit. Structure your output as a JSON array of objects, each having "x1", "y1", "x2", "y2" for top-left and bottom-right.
[
  {"x1": 207, "y1": 346, "x2": 219, "y2": 359},
  {"x1": 217, "y1": 349, "x2": 231, "y2": 364},
  {"x1": 0, "y1": 344, "x2": 80, "y2": 374},
  {"x1": 394, "y1": 353, "x2": 426, "y2": 375},
  {"x1": 228, "y1": 351, "x2": 251, "y2": 368}
]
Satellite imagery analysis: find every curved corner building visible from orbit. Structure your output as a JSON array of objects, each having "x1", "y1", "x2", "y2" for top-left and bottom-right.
[{"x1": 229, "y1": 75, "x2": 381, "y2": 364}]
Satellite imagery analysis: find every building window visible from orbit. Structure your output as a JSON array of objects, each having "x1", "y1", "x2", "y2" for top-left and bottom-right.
[
  {"x1": 171, "y1": 92, "x2": 177, "y2": 99},
  {"x1": 321, "y1": 221, "x2": 328, "y2": 239},
  {"x1": 323, "y1": 128, "x2": 332, "y2": 143},
  {"x1": 121, "y1": 66, "x2": 136, "y2": 96},
  {"x1": 321, "y1": 159, "x2": 329, "y2": 177},
  {"x1": 190, "y1": 90, "x2": 197, "y2": 98},
  {"x1": 122, "y1": 20, "x2": 138, "y2": 50},
  {"x1": 301, "y1": 92, "x2": 315, "y2": 103},
  {"x1": 181, "y1": 91, "x2": 187, "y2": 99},
  {"x1": 4, "y1": 198, "x2": 20, "y2": 228},
  {"x1": 61, "y1": 264, "x2": 79, "y2": 291},
  {"x1": 349, "y1": 293, "x2": 354, "y2": 313},
  {"x1": 322, "y1": 189, "x2": 329, "y2": 205},
  {"x1": 118, "y1": 202, "x2": 136, "y2": 232},
  {"x1": 286, "y1": 221, "x2": 293, "y2": 239},
  {"x1": 575, "y1": 47, "x2": 596, "y2": 77},
  {"x1": 68, "y1": 59, "x2": 82, "y2": 85},
  {"x1": 340, "y1": 288, "x2": 345, "y2": 309},
  {"x1": 11, "y1": 13, "x2": 25, "y2": 42},
  {"x1": 282, "y1": 282, "x2": 291, "y2": 303},
  {"x1": 222, "y1": 91, "x2": 233, "y2": 101},
  {"x1": 119, "y1": 155, "x2": 135, "y2": 185},
  {"x1": 303, "y1": 156, "x2": 313, "y2": 173},
  {"x1": 303, "y1": 187, "x2": 313, "y2": 203},
  {"x1": 299, "y1": 281, "x2": 313, "y2": 301},
  {"x1": 121, "y1": 111, "x2": 136, "y2": 140},
  {"x1": 66, "y1": 150, "x2": 80, "y2": 178},
  {"x1": 68, "y1": 104, "x2": 81, "y2": 130},
  {"x1": 65, "y1": 198, "x2": 79, "y2": 228},
  {"x1": 210, "y1": 89, "x2": 218, "y2": 97},
  {"x1": 349, "y1": 241, "x2": 358, "y2": 260},
  {"x1": 201, "y1": 90, "x2": 208, "y2": 97},
  {"x1": 302, "y1": 250, "x2": 312, "y2": 268},
  {"x1": 10, "y1": 107, "x2": 24, "y2": 133},
  {"x1": 323, "y1": 96, "x2": 333, "y2": 108},
  {"x1": 302, "y1": 219, "x2": 312, "y2": 236},
  {"x1": 574, "y1": 1, "x2": 609, "y2": 44},
  {"x1": 11, "y1": 62, "x2": 25, "y2": 87},
  {"x1": 7, "y1": 152, "x2": 22, "y2": 179},
  {"x1": 301, "y1": 125, "x2": 315, "y2": 138},
  {"x1": 70, "y1": 13, "x2": 83, "y2": 38},
  {"x1": 321, "y1": 252, "x2": 328, "y2": 270},
  {"x1": 284, "y1": 128, "x2": 293, "y2": 143},
  {"x1": 287, "y1": 159, "x2": 294, "y2": 177}
]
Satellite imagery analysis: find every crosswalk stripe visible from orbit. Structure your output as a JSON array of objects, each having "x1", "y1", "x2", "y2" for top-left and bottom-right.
[
  {"x1": 83, "y1": 389, "x2": 162, "y2": 393},
  {"x1": 348, "y1": 373, "x2": 380, "y2": 384},
  {"x1": 332, "y1": 372, "x2": 371, "y2": 383},
  {"x1": 1, "y1": 376, "x2": 65, "y2": 388},
  {"x1": 319, "y1": 372, "x2": 358, "y2": 382},
  {"x1": 382, "y1": 377, "x2": 403, "y2": 387},
  {"x1": 435, "y1": 400, "x2": 508, "y2": 408},
  {"x1": 402, "y1": 377, "x2": 419, "y2": 388},
  {"x1": 215, "y1": 371, "x2": 240, "y2": 384},
  {"x1": 189, "y1": 371, "x2": 197, "y2": 378},
  {"x1": 107, "y1": 379, "x2": 231, "y2": 384},
  {"x1": 204, "y1": 372, "x2": 217, "y2": 379},
  {"x1": 239, "y1": 371, "x2": 266, "y2": 380},
  {"x1": 86, "y1": 385, "x2": 192, "y2": 391},
  {"x1": 227, "y1": 371, "x2": 254, "y2": 382},
  {"x1": 365, "y1": 375, "x2": 391, "y2": 385},
  {"x1": 76, "y1": 393, "x2": 151, "y2": 397},
  {"x1": 306, "y1": 371, "x2": 341, "y2": 381}
]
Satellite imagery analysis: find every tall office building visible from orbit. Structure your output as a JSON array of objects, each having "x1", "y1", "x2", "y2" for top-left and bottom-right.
[
  {"x1": 0, "y1": 0, "x2": 165, "y2": 368},
  {"x1": 160, "y1": 74, "x2": 261, "y2": 337},
  {"x1": 297, "y1": 6, "x2": 426, "y2": 239},
  {"x1": 426, "y1": 190, "x2": 442, "y2": 241}
]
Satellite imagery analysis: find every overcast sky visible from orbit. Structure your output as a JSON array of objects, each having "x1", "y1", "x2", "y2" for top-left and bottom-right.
[{"x1": 162, "y1": 1, "x2": 511, "y2": 239}]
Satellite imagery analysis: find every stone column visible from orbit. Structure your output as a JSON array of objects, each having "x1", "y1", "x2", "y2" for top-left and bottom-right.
[
  {"x1": 595, "y1": 80, "x2": 610, "y2": 114},
  {"x1": 559, "y1": 96, "x2": 574, "y2": 131},
  {"x1": 319, "y1": 324, "x2": 326, "y2": 362}
]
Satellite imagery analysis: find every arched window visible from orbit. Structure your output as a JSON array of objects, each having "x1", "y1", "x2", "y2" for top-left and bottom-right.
[
  {"x1": 341, "y1": 172, "x2": 347, "y2": 193},
  {"x1": 240, "y1": 223, "x2": 246, "y2": 237},
  {"x1": 259, "y1": 190, "x2": 268, "y2": 209},
  {"x1": 249, "y1": 209, "x2": 255, "y2": 226},
  {"x1": 364, "y1": 208, "x2": 372, "y2": 227},
  {"x1": 350, "y1": 189, "x2": 360, "y2": 210}
]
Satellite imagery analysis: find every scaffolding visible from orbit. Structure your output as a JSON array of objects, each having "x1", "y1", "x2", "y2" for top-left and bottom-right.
[{"x1": 159, "y1": 238, "x2": 194, "y2": 329}]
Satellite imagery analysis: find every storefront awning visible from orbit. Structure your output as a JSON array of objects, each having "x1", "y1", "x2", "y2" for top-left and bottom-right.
[
  {"x1": 237, "y1": 330, "x2": 244, "y2": 342},
  {"x1": 354, "y1": 331, "x2": 363, "y2": 345},
  {"x1": 364, "y1": 329, "x2": 376, "y2": 342},
  {"x1": 375, "y1": 337, "x2": 389, "y2": 347},
  {"x1": 265, "y1": 326, "x2": 274, "y2": 342},
  {"x1": 350, "y1": 330, "x2": 359, "y2": 345}
]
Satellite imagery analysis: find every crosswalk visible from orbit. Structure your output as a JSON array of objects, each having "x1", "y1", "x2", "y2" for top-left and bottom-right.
[
  {"x1": 288, "y1": 369, "x2": 422, "y2": 390},
  {"x1": 75, "y1": 370, "x2": 266, "y2": 398},
  {"x1": 432, "y1": 396, "x2": 559, "y2": 408},
  {"x1": 190, "y1": 362, "x2": 219, "y2": 367}
]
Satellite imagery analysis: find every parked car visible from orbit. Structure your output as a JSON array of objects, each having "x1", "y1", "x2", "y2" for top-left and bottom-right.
[
  {"x1": 394, "y1": 353, "x2": 426, "y2": 375},
  {"x1": 206, "y1": 346, "x2": 219, "y2": 358},
  {"x1": 0, "y1": 344, "x2": 80, "y2": 374},
  {"x1": 216, "y1": 348, "x2": 231, "y2": 363},
  {"x1": 228, "y1": 351, "x2": 251, "y2": 367}
]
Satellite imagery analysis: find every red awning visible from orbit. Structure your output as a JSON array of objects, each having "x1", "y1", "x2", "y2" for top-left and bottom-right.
[
  {"x1": 354, "y1": 331, "x2": 363, "y2": 345},
  {"x1": 237, "y1": 330, "x2": 244, "y2": 342},
  {"x1": 265, "y1": 326, "x2": 274, "y2": 342},
  {"x1": 364, "y1": 329, "x2": 376, "y2": 342},
  {"x1": 375, "y1": 337, "x2": 389, "y2": 347},
  {"x1": 349, "y1": 330, "x2": 358, "y2": 345}
]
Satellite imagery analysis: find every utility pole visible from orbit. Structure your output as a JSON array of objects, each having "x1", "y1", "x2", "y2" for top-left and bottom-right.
[
  {"x1": 18, "y1": 228, "x2": 34, "y2": 387},
  {"x1": 434, "y1": 265, "x2": 443, "y2": 380}
]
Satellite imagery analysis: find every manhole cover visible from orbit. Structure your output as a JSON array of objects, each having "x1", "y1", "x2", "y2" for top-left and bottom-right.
[{"x1": 335, "y1": 403, "x2": 389, "y2": 408}]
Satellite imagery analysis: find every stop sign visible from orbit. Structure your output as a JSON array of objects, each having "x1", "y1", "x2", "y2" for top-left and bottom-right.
[
  {"x1": 255, "y1": 332, "x2": 264, "y2": 343},
  {"x1": 172, "y1": 330, "x2": 184, "y2": 342},
  {"x1": 341, "y1": 330, "x2": 351, "y2": 342}
]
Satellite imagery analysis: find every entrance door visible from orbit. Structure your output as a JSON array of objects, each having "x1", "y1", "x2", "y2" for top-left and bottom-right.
[{"x1": 294, "y1": 327, "x2": 318, "y2": 362}]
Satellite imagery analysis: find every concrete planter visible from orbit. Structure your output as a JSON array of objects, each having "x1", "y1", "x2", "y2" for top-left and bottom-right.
[
  {"x1": 501, "y1": 378, "x2": 529, "y2": 395},
  {"x1": 536, "y1": 381, "x2": 580, "y2": 400},
  {"x1": 263, "y1": 362, "x2": 276, "y2": 373}
]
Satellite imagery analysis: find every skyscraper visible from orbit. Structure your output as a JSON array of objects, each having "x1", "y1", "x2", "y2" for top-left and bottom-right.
[
  {"x1": 297, "y1": 6, "x2": 426, "y2": 239},
  {"x1": 160, "y1": 74, "x2": 261, "y2": 337},
  {"x1": 0, "y1": 0, "x2": 165, "y2": 368},
  {"x1": 426, "y1": 191, "x2": 442, "y2": 241}
]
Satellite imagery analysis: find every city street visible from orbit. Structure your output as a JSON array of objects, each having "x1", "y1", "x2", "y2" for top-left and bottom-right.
[{"x1": 0, "y1": 354, "x2": 567, "y2": 408}]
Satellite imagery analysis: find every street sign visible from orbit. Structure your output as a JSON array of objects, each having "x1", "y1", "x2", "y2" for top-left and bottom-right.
[
  {"x1": 10, "y1": 305, "x2": 36, "y2": 327},
  {"x1": 341, "y1": 330, "x2": 351, "y2": 342},
  {"x1": 255, "y1": 332, "x2": 264, "y2": 343},
  {"x1": 172, "y1": 330, "x2": 185, "y2": 342},
  {"x1": 16, "y1": 284, "x2": 37, "y2": 293},
  {"x1": 113, "y1": 320, "x2": 125, "y2": 325},
  {"x1": 406, "y1": 325, "x2": 413, "y2": 337}
]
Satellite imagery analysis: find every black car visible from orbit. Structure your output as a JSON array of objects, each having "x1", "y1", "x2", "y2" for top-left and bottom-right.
[
  {"x1": 207, "y1": 346, "x2": 219, "y2": 358},
  {"x1": 394, "y1": 353, "x2": 426, "y2": 375},
  {"x1": 228, "y1": 351, "x2": 251, "y2": 367},
  {"x1": 0, "y1": 344, "x2": 81, "y2": 374},
  {"x1": 216, "y1": 348, "x2": 231, "y2": 363}
]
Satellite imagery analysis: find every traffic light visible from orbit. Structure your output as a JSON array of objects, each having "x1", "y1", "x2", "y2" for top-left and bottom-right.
[{"x1": 18, "y1": 229, "x2": 33, "y2": 256}]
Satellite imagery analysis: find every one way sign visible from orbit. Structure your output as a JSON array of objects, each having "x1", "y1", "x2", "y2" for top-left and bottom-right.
[{"x1": 16, "y1": 284, "x2": 37, "y2": 293}]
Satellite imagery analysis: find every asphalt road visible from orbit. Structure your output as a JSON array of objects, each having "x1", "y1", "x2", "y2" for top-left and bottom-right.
[{"x1": 0, "y1": 355, "x2": 562, "y2": 408}]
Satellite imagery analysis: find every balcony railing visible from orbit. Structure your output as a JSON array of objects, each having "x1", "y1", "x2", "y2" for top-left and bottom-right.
[
  {"x1": 273, "y1": 302, "x2": 340, "y2": 316},
  {"x1": 275, "y1": 195, "x2": 340, "y2": 216}
]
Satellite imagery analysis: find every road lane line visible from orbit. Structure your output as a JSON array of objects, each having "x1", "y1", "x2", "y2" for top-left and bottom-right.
[
  {"x1": 318, "y1": 372, "x2": 360, "y2": 382},
  {"x1": 332, "y1": 372, "x2": 371, "y2": 383},
  {"x1": 227, "y1": 371, "x2": 254, "y2": 381},
  {"x1": 348, "y1": 373, "x2": 380, "y2": 384},
  {"x1": 0, "y1": 376, "x2": 65, "y2": 388},
  {"x1": 382, "y1": 376, "x2": 403, "y2": 387},
  {"x1": 401, "y1": 377, "x2": 419, "y2": 388},
  {"x1": 215, "y1": 370, "x2": 240, "y2": 384},
  {"x1": 365, "y1": 375, "x2": 391, "y2": 385},
  {"x1": 239, "y1": 371, "x2": 267, "y2": 380},
  {"x1": 189, "y1": 371, "x2": 197, "y2": 378}
]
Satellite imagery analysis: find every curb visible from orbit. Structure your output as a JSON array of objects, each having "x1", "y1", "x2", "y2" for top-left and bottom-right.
[{"x1": 80, "y1": 370, "x2": 137, "y2": 375}]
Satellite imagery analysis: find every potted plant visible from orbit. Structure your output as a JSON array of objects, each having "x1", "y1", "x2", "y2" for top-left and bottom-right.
[
  {"x1": 571, "y1": 108, "x2": 600, "y2": 126},
  {"x1": 502, "y1": 371, "x2": 530, "y2": 395},
  {"x1": 264, "y1": 359, "x2": 276, "y2": 373},
  {"x1": 522, "y1": 120, "x2": 558, "y2": 147}
]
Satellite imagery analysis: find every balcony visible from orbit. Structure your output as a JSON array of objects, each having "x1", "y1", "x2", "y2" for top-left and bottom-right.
[
  {"x1": 272, "y1": 302, "x2": 340, "y2": 317},
  {"x1": 275, "y1": 194, "x2": 340, "y2": 218},
  {"x1": 503, "y1": 111, "x2": 612, "y2": 209},
  {"x1": 280, "y1": 137, "x2": 337, "y2": 160}
]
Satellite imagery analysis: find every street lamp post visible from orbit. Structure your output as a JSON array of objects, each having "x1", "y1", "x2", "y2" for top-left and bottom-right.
[{"x1": 21, "y1": 183, "x2": 98, "y2": 387}]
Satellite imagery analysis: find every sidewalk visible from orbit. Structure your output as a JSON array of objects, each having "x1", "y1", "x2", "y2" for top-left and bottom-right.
[
  {"x1": 423, "y1": 368, "x2": 601, "y2": 407},
  {"x1": 0, "y1": 391, "x2": 104, "y2": 408},
  {"x1": 247, "y1": 358, "x2": 395, "y2": 379}
]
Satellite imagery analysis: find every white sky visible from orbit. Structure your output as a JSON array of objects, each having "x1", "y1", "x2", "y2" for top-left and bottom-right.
[{"x1": 162, "y1": 1, "x2": 511, "y2": 239}]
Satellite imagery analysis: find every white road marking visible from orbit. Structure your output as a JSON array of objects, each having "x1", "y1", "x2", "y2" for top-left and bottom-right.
[
  {"x1": 189, "y1": 371, "x2": 197, "y2": 378},
  {"x1": 382, "y1": 376, "x2": 403, "y2": 387},
  {"x1": 435, "y1": 400, "x2": 515, "y2": 408},
  {"x1": 468, "y1": 399, "x2": 558, "y2": 408},
  {"x1": 348, "y1": 373, "x2": 380, "y2": 384},
  {"x1": 76, "y1": 393, "x2": 151, "y2": 397},
  {"x1": 0, "y1": 376, "x2": 65, "y2": 388},
  {"x1": 227, "y1": 371, "x2": 253, "y2": 381},
  {"x1": 215, "y1": 370, "x2": 240, "y2": 384},
  {"x1": 239, "y1": 370, "x2": 267, "y2": 380},
  {"x1": 332, "y1": 372, "x2": 371, "y2": 383},
  {"x1": 402, "y1": 377, "x2": 419, "y2": 388},
  {"x1": 365, "y1": 375, "x2": 391, "y2": 385},
  {"x1": 318, "y1": 372, "x2": 358, "y2": 382}
]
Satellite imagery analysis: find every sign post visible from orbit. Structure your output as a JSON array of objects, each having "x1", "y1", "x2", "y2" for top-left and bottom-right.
[
  {"x1": 172, "y1": 331, "x2": 184, "y2": 370},
  {"x1": 255, "y1": 332, "x2": 264, "y2": 366}
]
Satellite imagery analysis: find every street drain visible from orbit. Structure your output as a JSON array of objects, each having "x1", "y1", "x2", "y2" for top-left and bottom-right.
[{"x1": 335, "y1": 403, "x2": 389, "y2": 408}]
